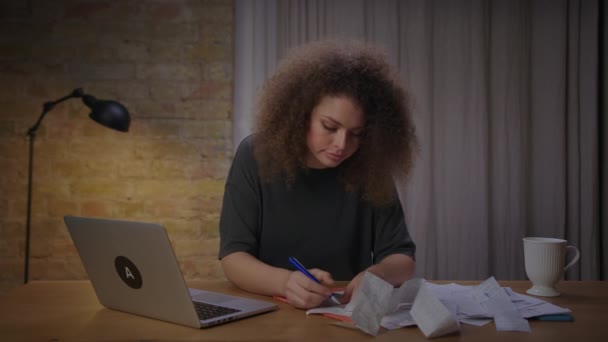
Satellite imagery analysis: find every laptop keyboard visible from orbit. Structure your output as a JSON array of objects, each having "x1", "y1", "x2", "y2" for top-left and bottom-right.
[{"x1": 193, "y1": 301, "x2": 241, "y2": 320}]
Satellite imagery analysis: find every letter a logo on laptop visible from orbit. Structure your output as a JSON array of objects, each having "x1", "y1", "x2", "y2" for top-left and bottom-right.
[
  {"x1": 114, "y1": 256, "x2": 142, "y2": 289},
  {"x1": 65, "y1": 215, "x2": 277, "y2": 328}
]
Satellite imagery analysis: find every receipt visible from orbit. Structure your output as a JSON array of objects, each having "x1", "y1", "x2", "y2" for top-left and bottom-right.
[
  {"x1": 306, "y1": 274, "x2": 568, "y2": 338},
  {"x1": 350, "y1": 271, "x2": 394, "y2": 335},
  {"x1": 410, "y1": 285, "x2": 461, "y2": 338},
  {"x1": 471, "y1": 277, "x2": 530, "y2": 332}
]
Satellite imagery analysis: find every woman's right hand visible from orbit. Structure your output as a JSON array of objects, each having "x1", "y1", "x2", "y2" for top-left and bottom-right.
[{"x1": 284, "y1": 268, "x2": 335, "y2": 309}]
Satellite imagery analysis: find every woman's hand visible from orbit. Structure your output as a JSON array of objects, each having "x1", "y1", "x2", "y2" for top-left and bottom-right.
[
  {"x1": 284, "y1": 268, "x2": 335, "y2": 309},
  {"x1": 341, "y1": 254, "x2": 415, "y2": 304},
  {"x1": 340, "y1": 270, "x2": 366, "y2": 304}
]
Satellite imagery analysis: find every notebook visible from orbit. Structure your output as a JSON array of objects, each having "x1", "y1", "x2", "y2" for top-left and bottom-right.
[{"x1": 64, "y1": 215, "x2": 277, "y2": 328}]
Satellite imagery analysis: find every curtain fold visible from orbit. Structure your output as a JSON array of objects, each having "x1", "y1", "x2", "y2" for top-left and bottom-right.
[
  {"x1": 602, "y1": 0, "x2": 608, "y2": 280},
  {"x1": 233, "y1": 0, "x2": 278, "y2": 147},
  {"x1": 233, "y1": 0, "x2": 606, "y2": 280}
]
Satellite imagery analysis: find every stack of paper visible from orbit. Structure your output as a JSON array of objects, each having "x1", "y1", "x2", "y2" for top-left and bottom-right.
[{"x1": 306, "y1": 273, "x2": 571, "y2": 338}]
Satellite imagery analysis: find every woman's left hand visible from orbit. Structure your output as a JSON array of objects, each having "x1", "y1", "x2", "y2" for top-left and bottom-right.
[
  {"x1": 341, "y1": 254, "x2": 415, "y2": 304},
  {"x1": 340, "y1": 270, "x2": 366, "y2": 304}
]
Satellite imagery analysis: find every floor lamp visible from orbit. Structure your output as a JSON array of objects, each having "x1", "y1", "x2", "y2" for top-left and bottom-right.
[{"x1": 25, "y1": 88, "x2": 131, "y2": 284}]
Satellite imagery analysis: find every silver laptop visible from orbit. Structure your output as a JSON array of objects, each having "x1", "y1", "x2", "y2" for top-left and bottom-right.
[{"x1": 64, "y1": 215, "x2": 277, "y2": 328}]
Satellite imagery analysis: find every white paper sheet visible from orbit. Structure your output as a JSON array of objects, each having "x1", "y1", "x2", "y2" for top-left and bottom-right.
[
  {"x1": 471, "y1": 277, "x2": 531, "y2": 332},
  {"x1": 307, "y1": 274, "x2": 570, "y2": 338},
  {"x1": 505, "y1": 287, "x2": 572, "y2": 318},
  {"x1": 410, "y1": 285, "x2": 461, "y2": 338},
  {"x1": 350, "y1": 271, "x2": 395, "y2": 335},
  {"x1": 381, "y1": 307, "x2": 416, "y2": 329}
]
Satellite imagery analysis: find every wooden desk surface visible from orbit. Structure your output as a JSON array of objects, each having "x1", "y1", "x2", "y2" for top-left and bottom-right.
[{"x1": 0, "y1": 280, "x2": 606, "y2": 341}]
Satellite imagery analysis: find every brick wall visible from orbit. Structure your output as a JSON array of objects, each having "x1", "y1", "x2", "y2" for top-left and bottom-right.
[{"x1": 0, "y1": 0, "x2": 234, "y2": 294}]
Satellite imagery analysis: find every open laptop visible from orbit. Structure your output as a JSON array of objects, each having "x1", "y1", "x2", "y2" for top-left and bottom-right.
[{"x1": 64, "y1": 215, "x2": 277, "y2": 328}]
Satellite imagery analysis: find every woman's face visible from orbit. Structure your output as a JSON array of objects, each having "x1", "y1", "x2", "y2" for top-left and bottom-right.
[{"x1": 305, "y1": 96, "x2": 365, "y2": 169}]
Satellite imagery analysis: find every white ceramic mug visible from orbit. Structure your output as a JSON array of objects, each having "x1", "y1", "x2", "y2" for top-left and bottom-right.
[{"x1": 523, "y1": 237, "x2": 580, "y2": 297}]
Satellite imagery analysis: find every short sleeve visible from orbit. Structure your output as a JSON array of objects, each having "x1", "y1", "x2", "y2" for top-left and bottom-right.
[
  {"x1": 372, "y1": 194, "x2": 416, "y2": 263},
  {"x1": 218, "y1": 135, "x2": 261, "y2": 259}
]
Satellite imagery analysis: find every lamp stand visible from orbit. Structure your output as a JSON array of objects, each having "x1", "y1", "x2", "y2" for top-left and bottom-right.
[
  {"x1": 24, "y1": 89, "x2": 84, "y2": 284},
  {"x1": 23, "y1": 88, "x2": 130, "y2": 284},
  {"x1": 24, "y1": 128, "x2": 35, "y2": 284}
]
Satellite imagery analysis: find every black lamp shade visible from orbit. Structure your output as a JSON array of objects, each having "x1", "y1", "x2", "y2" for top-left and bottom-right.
[{"x1": 83, "y1": 95, "x2": 130, "y2": 132}]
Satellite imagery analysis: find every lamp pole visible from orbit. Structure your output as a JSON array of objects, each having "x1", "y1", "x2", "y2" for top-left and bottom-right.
[
  {"x1": 25, "y1": 122, "x2": 35, "y2": 284},
  {"x1": 24, "y1": 88, "x2": 130, "y2": 284}
]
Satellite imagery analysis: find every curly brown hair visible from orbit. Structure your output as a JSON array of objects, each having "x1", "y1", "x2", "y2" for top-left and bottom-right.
[{"x1": 252, "y1": 40, "x2": 417, "y2": 206}]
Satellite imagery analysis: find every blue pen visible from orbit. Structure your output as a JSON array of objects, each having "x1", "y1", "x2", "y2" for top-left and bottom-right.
[{"x1": 288, "y1": 257, "x2": 342, "y2": 304}]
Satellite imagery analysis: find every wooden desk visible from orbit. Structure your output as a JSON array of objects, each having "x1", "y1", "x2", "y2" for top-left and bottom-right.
[{"x1": 0, "y1": 280, "x2": 606, "y2": 341}]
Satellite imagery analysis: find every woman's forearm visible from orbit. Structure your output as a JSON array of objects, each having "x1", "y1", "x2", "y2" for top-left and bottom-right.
[
  {"x1": 220, "y1": 251, "x2": 292, "y2": 297},
  {"x1": 368, "y1": 253, "x2": 415, "y2": 286}
]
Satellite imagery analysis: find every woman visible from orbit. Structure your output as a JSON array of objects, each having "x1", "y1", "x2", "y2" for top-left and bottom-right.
[{"x1": 219, "y1": 40, "x2": 417, "y2": 309}]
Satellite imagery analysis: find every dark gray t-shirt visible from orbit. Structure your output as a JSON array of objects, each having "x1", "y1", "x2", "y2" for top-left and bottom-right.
[{"x1": 218, "y1": 135, "x2": 416, "y2": 280}]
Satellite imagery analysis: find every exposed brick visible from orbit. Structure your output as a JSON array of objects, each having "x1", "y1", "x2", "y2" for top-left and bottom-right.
[
  {"x1": 0, "y1": 120, "x2": 14, "y2": 137},
  {"x1": 136, "y1": 63, "x2": 201, "y2": 81},
  {"x1": 30, "y1": 217, "x2": 69, "y2": 239},
  {"x1": 179, "y1": 256, "x2": 225, "y2": 280},
  {"x1": 0, "y1": 23, "x2": 50, "y2": 43},
  {"x1": 8, "y1": 197, "x2": 27, "y2": 220},
  {"x1": 144, "y1": 22, "x2": 199, "y2": 43},
  {"x1": 68, "y1": 63, "x2": 136, "y2": 81},
  {"x1": 130, "y1": 118, "x2": 181, "y2": 138},
  {"x1": 0, "y1": 199, "x2": 7, "y2": 217},
  {"x1": 200, "y1": 22, "x2": 233, "y2": 44},
  {"x1": 0, "y1": 1, "x2": 29, "y2": 20},
  {"x1": 0, "y1": 43, "x2": 31, "y2": 62},
  {"x1": 171, "y1": 237, "x2": 219, "y2": 258},
  {"x1": 79, "y1": 40, "x2": 151, "y2": 63},
  {"x1": 82, "y1": 81, "x2": 149, "y2": 100},
  {"x1": 0, "y1": 138, "x2": 27, "y2": 160},
  {"x1": 134, "y1": 179, "x2": 224, "y2": 199},
  {"x1": 43, "y1": 118, "x2": 85, "y2": 139},
  {"x1": 29, "y1": 257, "x2": 87, "y2": 280},
  {"x1": 0, "y1": 101, "x2": 40, "y2": 121},
  {"x1": 185, "y1": 159, "x2": 231, "y2": 179},
  {"x1": 201, "y1": 216, "x2": 221, "y2": 238},
  {"x1": 0, "y1": 79, "x2": 21, "y2": 101},
  {"x1": 182, "y1": 81, "x2": 231, "y2": 100},
  {"x1": 203, "y1": 61, "x2": 232, "y2": 81},
  {"x1": 63, "y1": 1, "x2": 137, "y2": 21},
  {"x1": 0, "y1": 258, "x2": 24, "y2": 285},
  {"x1": 81, "y1": 200, "x2": 111, "y2": 217},
  {"x1": 205, "y1": 120, "x2": 232, "y2": 138},
  {"x1": 148, "y1": 2, "x2": 186, "y2": 21},
  {"x1": 80, "y1": 122, "x2": 131, "y2": 139},
  {"x1": 47, "y1": 198, "x2": 79, "y2": 218},
  {"x1": 66, "y1": 139, "x2": 135, "y2": 161},
  {"x1": 0, "y1": 0, "x2": 234, "y2": 295},
  {"x1": 148, "y1": 160, "x2": 187, "y2": 178},
  {"x1": 0, "y1": 178, "x2": 27, "y2": 197},
  {"x1": 32, "y1": 140, "x2": 70, "y2": 159},
  {"x1": 198, "y1": 3, "x2": 233, "y2": 25},
  {"x1": 63, "y1": 1, "x2": 113, "y2": 20},
  {"x1": 148, "y1": 82, "x2": 185, "y2": 102},
  {"x1": 70, "y1": 180, "x2": 135, "y2": 200},
  {"x1": 134, "y1": 139, "x2": 201, "y2": 161},
  {"x1": 130, "y1": 99, "x2": 232, "y2": 120},
  {"x1": 163, "y1": 218, "x2": 205, "y2": 239},
  {"x1": 52, "y1": 159, "x2": 118, "y2": 180},
  {"x1": 113, "y1": 200, "x2": 146, "y2": 219},
  {"x1": 188, "y1": 99, "x2": 232, "y2": 119},
  {"x1": 0, "y1": 235, "x2": 23, "y2": 257},
  {"x1": 189, "y1": 43, "x2": 230, "y2": 63}
]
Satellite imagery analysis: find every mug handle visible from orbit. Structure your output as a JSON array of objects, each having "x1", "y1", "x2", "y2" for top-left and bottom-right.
[{"x1": 564, "y1": 246, "x2": 580, "y2": 271}]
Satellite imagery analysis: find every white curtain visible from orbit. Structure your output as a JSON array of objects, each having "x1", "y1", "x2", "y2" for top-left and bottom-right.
[{"x1": 233, "y1": 0, "x2": 606, "y2": 280}]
